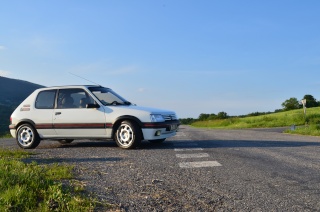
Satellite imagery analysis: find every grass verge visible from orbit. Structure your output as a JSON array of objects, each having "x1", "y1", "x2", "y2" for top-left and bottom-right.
[
  {"x1": 0, "y1": 148, "x2": 107, "y2": 211},
  {"x1": 191, "y1": 107, "x2": 320, "y2": 136},
  {"x1": 284, "y1": 124, "x2": 320, "y2": 136},
  {"x1": 0, "y1": 133, "x2": 12, "y2": 138}
]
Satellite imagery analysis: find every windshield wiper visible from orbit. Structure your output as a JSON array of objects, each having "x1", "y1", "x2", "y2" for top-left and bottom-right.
[{"x1": 107, "y1": 101, "x2": 131, "y2": 106}]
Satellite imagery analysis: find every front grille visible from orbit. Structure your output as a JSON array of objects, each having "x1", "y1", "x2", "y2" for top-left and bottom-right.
[{"x1": 163, "y1": 114, "x2": 177, "y2": 121}]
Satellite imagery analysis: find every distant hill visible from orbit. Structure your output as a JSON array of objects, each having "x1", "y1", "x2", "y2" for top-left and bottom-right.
[
  {"x1": 0, "y1": 77, "x2": 44, "y2": 135},
  {"x1": 0, "y1": 76, "x2": 44, "y2": 105}
]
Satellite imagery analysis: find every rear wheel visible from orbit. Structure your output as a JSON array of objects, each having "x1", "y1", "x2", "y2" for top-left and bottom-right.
[
  {"x1": 115, "y1": 121, "x2": 141, "y2": 149},
  {"x1": 16, "y1": 124, "x2": 41, "y2": 149}
]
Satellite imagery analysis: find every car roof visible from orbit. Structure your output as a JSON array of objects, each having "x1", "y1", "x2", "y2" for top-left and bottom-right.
[{"x1": 36, "y1": 85, "x2": 108, "y2": 90}]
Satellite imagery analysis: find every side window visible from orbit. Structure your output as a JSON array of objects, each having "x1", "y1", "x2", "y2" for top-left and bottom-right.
[
  {"x1": 35, "y1": 90, "x2": 56, "y2": 109},
  {"x1": 57, "y1": 89, "x2": 94, "y2": 109}
]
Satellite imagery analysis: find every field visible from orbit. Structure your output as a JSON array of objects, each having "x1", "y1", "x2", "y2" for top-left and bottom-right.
[{"x1": 191, "y1": 107, "x2": 320, "y2": 136}]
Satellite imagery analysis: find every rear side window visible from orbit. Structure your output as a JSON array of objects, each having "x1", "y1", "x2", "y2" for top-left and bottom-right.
[{"x1": 35, "y1": 90, "x2": 56, "y2": 109}]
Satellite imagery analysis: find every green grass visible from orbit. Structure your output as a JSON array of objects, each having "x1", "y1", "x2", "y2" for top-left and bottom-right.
[
  {"x1": 284, "y1": 124, "x2": 320, "y2": 136},
  {"x1": 191, "y1": 107, "x2": 320, "y2": 136},
  {"x1": 0, "y1": 148, "x2": 109, "y2": 211},
  {"x1": 0, "y1": 148, "x2": 31, "y2": 159},
  {"x1": 0, "y1": 133, "x2": 11, "y2": 138}
]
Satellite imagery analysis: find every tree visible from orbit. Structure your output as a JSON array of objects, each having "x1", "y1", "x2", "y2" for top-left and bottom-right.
[
  {"x1": 208, "y1": 113, "x2": 217, "y2": 120},
  {"x1": 217, "y1": 111, "x2": 228, "y2": 119},
  {"x1": 198, "y1": 113, "x2": 210, "y2": 121},
  {"x1": 179, "y1": 118, "x2": 196, "y2": 125},
  {"x1": 303, "y1": 94, "x2": 319, "y2": 108},
  {"x1": 281, "y1": 97, "x2": 300, "y2": 111}
]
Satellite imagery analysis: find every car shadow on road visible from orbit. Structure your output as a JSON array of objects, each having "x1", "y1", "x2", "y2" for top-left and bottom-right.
[
  {"x1": 33, "y1": 138, "x2": 320, "y2": 150},
  {"x1": 36, "y1": 140, "x2": 119, "y2": 149},
  {"x1": 23, "y1": 156, "x2": 122, "y2": 165},
  {"x1": 36, "y1": 140, "x2": 192, "y2": 150}
]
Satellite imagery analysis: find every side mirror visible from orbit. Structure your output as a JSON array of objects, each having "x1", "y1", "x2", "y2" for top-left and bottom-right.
[{"x1": 86, "y1": 103, "x2": 100, "y2": 109}]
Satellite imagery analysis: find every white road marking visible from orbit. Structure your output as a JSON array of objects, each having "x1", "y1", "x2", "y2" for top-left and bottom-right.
[
  {"x1": 172, "y1": 131, "x2": 222, "y2": 168},
  {"x1": 179, "y1": 161, "x2": 222, "y2": 168},
  {"x1": 176, "y1": 153, "x2": 209, "y2": 159},
  {"x1": 174, "y1": 148, "x2": 204, "y2": 152},
  {"x1": 175, "y1": 132, "x2": 187, "y2": 137}
]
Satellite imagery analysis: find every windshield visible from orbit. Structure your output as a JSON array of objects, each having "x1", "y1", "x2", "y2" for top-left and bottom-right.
[{"x1": 88, "y1": 87, "x2": 131, "y2": 106}]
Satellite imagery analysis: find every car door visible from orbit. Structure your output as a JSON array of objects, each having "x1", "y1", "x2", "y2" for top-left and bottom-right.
[
  {"x1": 33, "y1": 89, "x2": 57, "y2": 137},
  {"x1": 53, "y1": 88, "x2": 107, "y2": 137}
]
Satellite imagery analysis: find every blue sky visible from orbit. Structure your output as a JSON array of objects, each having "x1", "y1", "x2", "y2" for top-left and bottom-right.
[{"x1": 1, "y1": 1, "x2": 320, "y2": 118}]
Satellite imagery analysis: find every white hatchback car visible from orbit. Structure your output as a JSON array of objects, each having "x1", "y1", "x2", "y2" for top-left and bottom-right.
[{"x1": 9, "y1": 85, "x2": 179, "y2": 149}]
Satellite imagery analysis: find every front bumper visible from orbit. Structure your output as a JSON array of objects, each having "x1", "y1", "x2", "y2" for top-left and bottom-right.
[
  {"x1": 141, "y1": 120, "x2": 180, "y2": 140},
  {"x1": 9, "y1": 124, "x2": 16, "y2": 138},
  {"x1": 10, "y1": 129, "x2": 16, "y2": 138},
  {"x1": 142, "y1": 128, "x2": 177, "y2": 140}
]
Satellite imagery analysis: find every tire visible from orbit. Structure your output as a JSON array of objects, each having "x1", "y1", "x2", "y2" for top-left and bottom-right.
[
  {"x1": 16, "y1": 124, "x2": 41, "y2": 149},
  {"x1": 58, "y1": 139, "x2": 74, "y2": 144},
  {"x1": 115, "y1": 120, "x2": 142, "y2": 149},
  {"x1": 149, "y1": 138, "x2": 166, "y2": 143}
]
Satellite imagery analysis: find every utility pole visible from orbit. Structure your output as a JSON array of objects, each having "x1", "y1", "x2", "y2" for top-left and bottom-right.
[{"x1": 301, "y1": 99, "x2": 307, "y2": 121}]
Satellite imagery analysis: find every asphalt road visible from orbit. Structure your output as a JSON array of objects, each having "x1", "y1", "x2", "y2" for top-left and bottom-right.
[{"x1": 1, "y1": 125, "x2": 320, "y2": 211}]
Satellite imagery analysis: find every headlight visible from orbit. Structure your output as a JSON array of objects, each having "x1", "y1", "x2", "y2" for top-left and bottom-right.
[{"x1": 150, "y1": 114, "x2": 165, "y2": 122}]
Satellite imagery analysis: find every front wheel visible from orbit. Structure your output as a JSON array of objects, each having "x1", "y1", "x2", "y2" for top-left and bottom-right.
[
  {"x1": 16, "y1": 124, "x2": 41, "y2": 149},
  {"x1": 115, "y1": 121, "x2": 142, "y2": 149}
]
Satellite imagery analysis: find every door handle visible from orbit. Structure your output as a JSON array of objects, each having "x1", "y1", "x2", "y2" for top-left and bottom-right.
[{"x1": 55, "y1": 112, "x2": 61, "y2": 115}]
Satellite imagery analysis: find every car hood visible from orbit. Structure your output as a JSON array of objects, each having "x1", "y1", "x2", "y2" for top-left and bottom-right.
[
  {"x1": 101, "y1": 105, "x2": 177, "y2": 123},
  {"x1": 116, "y1": 105, "x2": 176, "y2": 114}
]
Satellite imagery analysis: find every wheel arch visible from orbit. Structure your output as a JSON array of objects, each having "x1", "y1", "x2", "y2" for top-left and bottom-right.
[
  {"x1": 112, "y1": 116, "x2": 144, "y2": 140},
  {"x1": 15, "y1": 119, "x2": 37, "y2": 130}
]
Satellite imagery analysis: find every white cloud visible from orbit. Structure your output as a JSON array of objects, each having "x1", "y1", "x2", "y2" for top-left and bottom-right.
[
  {"x1": 0, "y1": 70, "x2": 10, "y2": 76},
  {"x1": 138, "y1": 88, "x2": 146, "y2": 92},
  {"x1": 0, "y1": 45, "x2": 6, "y2": 50}
]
